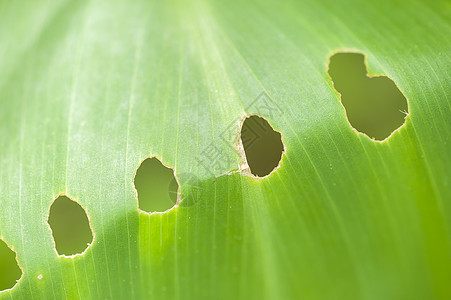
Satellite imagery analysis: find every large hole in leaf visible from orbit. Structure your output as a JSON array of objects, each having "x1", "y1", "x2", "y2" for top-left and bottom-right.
[
  {"x1": 0, "y1": 239, "x2": 22, "y2": 291},
  {"x1": 241, "y1": 115, "x2": 284, "y2": 177},
  {"x1": 134, "y1": 157, "x2": 179, "y2": 213},
  {"x1": 48, "y1": 196, "x2": 94, "y2": 256},
  {"x1": 328, "y1": 52, "x2": 408, "y2": 140}
]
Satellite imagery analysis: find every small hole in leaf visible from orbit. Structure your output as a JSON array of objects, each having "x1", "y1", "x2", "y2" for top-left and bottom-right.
[
  {"x1": 134, "y1": 157, "x2": 179, "y2": 213},
  {"x1": 48, "y1": 196, "x2": 94, "y2": 256},
  {"x1": 328, "y1": 52, "x2": 408, "y2": 140},
  {"x1": 241, "y1": 115, "x2": 284, "y2": 177},
  {"x1": 0, "y1": 239, "x2": 22, "y2": 291}
]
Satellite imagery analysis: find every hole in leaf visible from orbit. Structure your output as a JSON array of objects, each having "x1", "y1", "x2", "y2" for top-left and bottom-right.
[
  {"x1": 241, "y1": 115, "x2": 284, "y2": 177},
  {"x1": 0, "y1": 239, "x2": 22, "y2": 291},
  {"x1": 134, "y1": 157, "x2": 179, "y2": 213},
  {"x1": 48, "y1": 195, "x2": 94, "y2": 256},
  {"x1": 328, "y1": 52, "x2": 408, "y2": 140}
]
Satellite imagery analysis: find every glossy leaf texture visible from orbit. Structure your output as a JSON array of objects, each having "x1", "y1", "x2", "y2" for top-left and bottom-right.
[{"x1": 0, "y1": 0, "x2": 450, "y2": 299}]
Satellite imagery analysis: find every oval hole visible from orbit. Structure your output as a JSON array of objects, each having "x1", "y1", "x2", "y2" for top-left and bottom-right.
[
  {"x1": 241, "y1": 115, "x2": 284, "y2": 177},
  {"x1": 0, "y1": 239, "x2": 22, "y2": 291},
  {"x1": 48, "y1": 196, "x2": 94, "y2": 256},
  {"x1": 134, "y1": 157, "x2": 179, "y2": 213}
]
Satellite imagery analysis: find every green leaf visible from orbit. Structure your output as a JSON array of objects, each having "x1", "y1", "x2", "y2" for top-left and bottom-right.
[{"x1": 0, "y1": 0, "x2": 450, "y2": 299}]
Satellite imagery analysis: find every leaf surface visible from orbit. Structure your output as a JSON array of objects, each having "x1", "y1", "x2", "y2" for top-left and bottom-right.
[{"x1": 0, "y1": 0, "x2": 450, "y2": 298}]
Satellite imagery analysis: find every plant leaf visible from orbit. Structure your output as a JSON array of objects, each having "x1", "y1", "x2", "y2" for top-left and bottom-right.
[{"x1": 0, "y1": 0, "x2": 450, "y2": 298}]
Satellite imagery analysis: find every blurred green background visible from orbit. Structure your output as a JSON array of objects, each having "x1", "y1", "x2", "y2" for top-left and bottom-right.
[
  {"x1": 47, "y1": 196, "x2": 93, "y2": 256},
  {"x1": 328, "y1": 52, "x2": 408, "y2": 140},
  {"x1": 0, "y1": 240, "x2": 21, "y2": 291},
  {"x1": 134, "y1": 157, "x2": 179, "y2": 213},
  {"x1": 241, "y1": 115, "x2": 284, "y2": 177}
]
